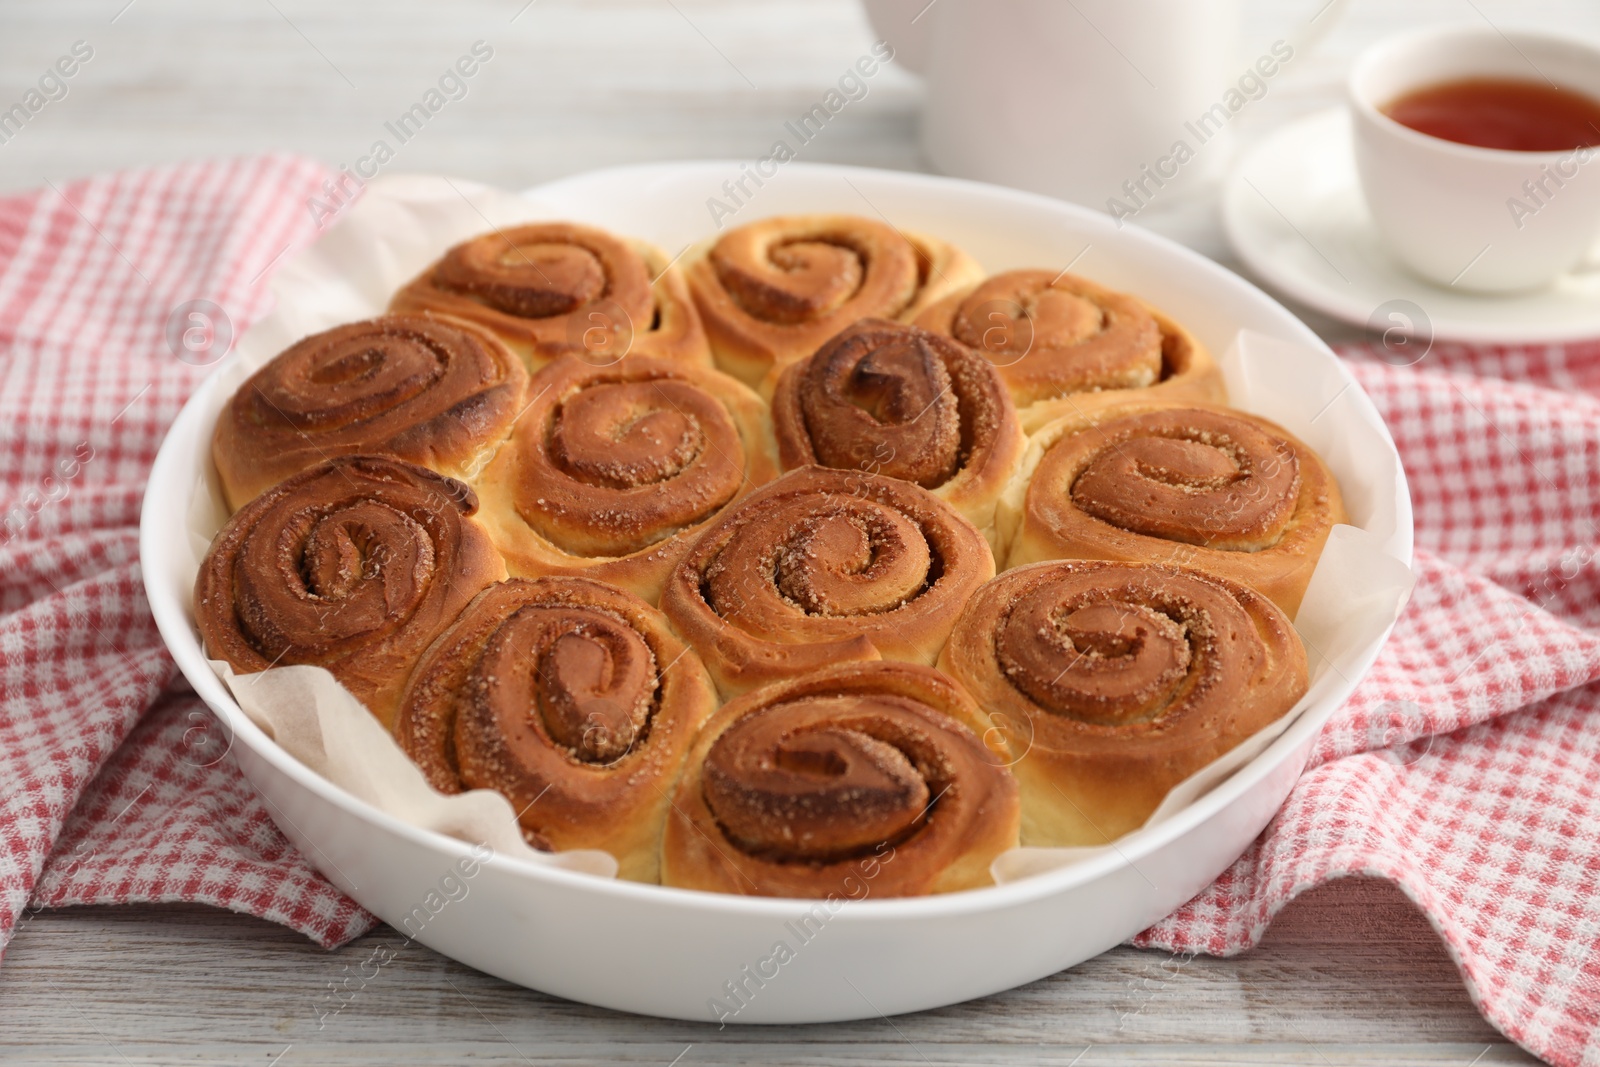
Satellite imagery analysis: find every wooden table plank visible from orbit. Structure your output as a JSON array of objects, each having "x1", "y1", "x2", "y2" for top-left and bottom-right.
[{"x1": 1, "y1": 878, "x2": 1532, "y2": 1064}]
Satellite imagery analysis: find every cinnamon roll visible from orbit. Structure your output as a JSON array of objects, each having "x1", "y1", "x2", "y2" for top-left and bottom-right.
[
  {"x1": 685, "y1": 215, "x2": 981, "y2": 386},
  {"x1": 938, "y1": 560, "x2": 1307, "y2": 847},
  {"x1": 1013, "y1": 308, "x2": 1225, "y2": 433},
  {"x1": 1003, "y1": 401, "x2": 1345, "y2": 616},
  {"x1": 397, "y1": 577, "x2": 717, "y2": 882},
  {"x1": 471, "y1": 354, "x2": 779, "y2": 602},
  {"x1": 661, "y1": 661, "x2": 1019, "y2": 897},
  {"x1": 194, "y1": 456, "x2": 505, "y2": 729},
  {"x1": 390, "y1": 222, "x2": 711, "y2": 366},
  {"x1": 913, "y1": 270, "x2": 1224, "y2": 423},
  {"x1": 212, "y1": 315, "x2": 527, "y2": 511},
  {"x1": 769, "y1": 319, "x2": 1025, "y2": 548},
  {"x1": 660, "y1": 465, "x2": 995, "y2": 697},
  {"x1": 901, "y1": 231, "x2": 984, "y2": 322}
]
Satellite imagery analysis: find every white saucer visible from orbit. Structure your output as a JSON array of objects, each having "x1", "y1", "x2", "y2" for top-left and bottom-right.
[{"x1": 1224, "y1": 107, "x2": 1600, "y2": 345}]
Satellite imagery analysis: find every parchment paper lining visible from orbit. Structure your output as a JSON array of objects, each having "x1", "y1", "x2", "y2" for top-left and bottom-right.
[{"x1": 180, "y1": 177, "x2": 1411, "y2": 888}]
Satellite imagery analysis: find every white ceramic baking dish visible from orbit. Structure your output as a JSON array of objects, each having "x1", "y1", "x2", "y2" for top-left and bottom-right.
[{"x1": 141, "y1": 162, "x2": 1412, "y2": 1024}]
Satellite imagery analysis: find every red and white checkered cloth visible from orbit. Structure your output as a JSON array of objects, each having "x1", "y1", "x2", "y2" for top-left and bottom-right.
[{"x1": 1, "y1": 159, "x2": 1596, "y2": 1065}]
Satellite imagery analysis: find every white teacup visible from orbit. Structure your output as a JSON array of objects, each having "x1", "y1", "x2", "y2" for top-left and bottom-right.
[{"x1": 1350, "y1": 25, "x2": 1600, "y2": 293}]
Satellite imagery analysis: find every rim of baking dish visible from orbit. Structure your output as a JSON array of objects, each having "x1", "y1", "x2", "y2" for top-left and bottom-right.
[{"x1": 142, "y1": 161, "x2": 1414, "y2": 922}]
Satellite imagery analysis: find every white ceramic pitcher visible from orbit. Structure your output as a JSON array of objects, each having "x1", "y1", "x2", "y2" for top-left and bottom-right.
[{"x1": 865, "y1": 0, "x2": 1349, "y2": 213}]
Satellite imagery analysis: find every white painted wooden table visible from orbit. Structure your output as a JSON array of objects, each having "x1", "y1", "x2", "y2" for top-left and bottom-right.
[{"x1": 4, "y1": 1, "x2": 1597, "y2": 1062}]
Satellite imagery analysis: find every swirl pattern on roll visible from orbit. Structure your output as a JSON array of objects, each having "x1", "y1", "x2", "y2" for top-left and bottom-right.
[
  {"x1": 770, "y1": 318, "x2": 1024, "y2": 545},
  {"x1": 686, "y1": 215, "x2": 981, "y2": 385},
  {"x1": 661, "y1": 661, "x2": 1019, "y2": 897},
  {"x1": 212, "y1": 315, "x2": 527, "y2": 510},
  {"x1": 471, "y1": 354, "x2": 779, "y2": 602},
  {"x1": 396, "y1": 576, "x2": 716, "y2": 881},
  {"x1": 915, "y1": 270, "x2": 1168, "y2": 409},
  {"x1": 938, "y1": 559, "x2": 1307, "y2": 847},
  {"x1": 661, "y1": 465, "x2": 995, "y2": 696},
  {"x1": 1006, "y1": 401, "x2": 1345, "y2": 615},
  {"x1": 389, "y1": 221, "x2": 710, "y2": 365},
  {"x1": 1011, "y1": 305, "x2": 1226, "y2": 433},
  {"x1": 194, "y1": 455, "x2": 505, "y2": 729}
]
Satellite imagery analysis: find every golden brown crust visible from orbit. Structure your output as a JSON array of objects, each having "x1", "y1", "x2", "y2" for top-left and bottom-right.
[
  {"x1": 685, "y1": 215, "x2": 981, "y2": 387},
  {"x1": 396, "y1": 576, "x2": 716, "y2": 882},
  {"x1": 634, "y1": 241, "x2": 713, "y2": 362},
  {"x1": 471, "y1": 354, "x2": 779, "y2": 603},
  {"x1": 389, "y1": 221, "x2": 711, "y2": 367},
  {"x1": 768, "y1": 318, "x2": 1025, "y2": 549},
  {"x1": 661, "y1": 661, "x2": 1019, "y2": 897},
  {"x1": 938, "y1": 559, "x2": 1307, "y2": 847},
  {"x1": 899, "y1": 230, "x2": 985, "y2": 322},
  {"x1": 914, "y1": 271, "x2": 1226, "y2": 430},
  {"x1": 193, "y1": 455, "x2": 506, "y2": 729},
  {"x1": 1013, "y1": 307, "x2": 1226, "y2": 432},
  {"x1": 1002, "y1": 400, "x2": 1346, "y2": 616},
  {"x1": 660, "y1": 465, "x2": 996, "y2": 697},
  {"x1": 914, "y1": 270, "x2": 1161, "y2": 408},
  {"x1": 212, "y1": 315, "x2": 528, "y2": 511}
]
